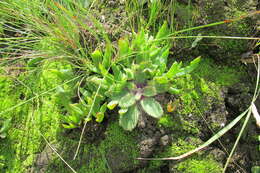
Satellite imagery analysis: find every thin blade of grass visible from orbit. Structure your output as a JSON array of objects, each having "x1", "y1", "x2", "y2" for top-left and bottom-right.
[
  {"x1": 137, "y1": 108, "x2": 249, "y2": 160},
  {"x1": 252, "y1": 103, "x2": 260, "y2": 127},
  {"x1": 73, "y1": 81, "x2": 102, "y2": 160},
  {"x1": 223, "y1": 51, "x2": 260, "y2": 172},
  {"x1": 223, "y1": 108, "x2": 252, "y2": 172},
  {"x1": 171, "y1": 11, "x2": 260, "y2": 36},
  {"x1": 40, "y1": 133, "x2": 77, "y2": 173}
]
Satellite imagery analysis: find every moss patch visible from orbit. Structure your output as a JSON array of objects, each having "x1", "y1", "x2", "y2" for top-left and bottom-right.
[
  {"x1": 172, "y1": 58, "x2": 244, "y2": 115},
  {"x1": 144, "y1": 137, "x2": 222, "y2": 173},
  {"x1": 175, "y1": 158, "x2": 223, "y2": 173},
  {"x1": 46, "y1": 122, "x2": 139, "y2": 173}
]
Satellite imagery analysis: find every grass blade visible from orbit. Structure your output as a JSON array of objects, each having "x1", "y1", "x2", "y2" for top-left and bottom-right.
[{"x1": 137, "y1": 108, "x2": 249, "y2": 160}]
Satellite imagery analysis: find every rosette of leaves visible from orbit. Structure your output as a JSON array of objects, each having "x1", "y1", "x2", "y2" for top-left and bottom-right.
[
  {"x1": 105, "y1": 54, "x2": 200, "y2": 131},
  {"x1": 53, "y1": 22, "x2": 200, "y2": 130},
  {"x1": 86, "y1": 22, "x2": 201, "y2": 130}
]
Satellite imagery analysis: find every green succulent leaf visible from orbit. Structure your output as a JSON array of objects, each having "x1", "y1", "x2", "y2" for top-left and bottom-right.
[
  {"x1": 118, "y1": 38, "x2": 130, "y2": 65},
  {"x1": 154, "y1": 46, "x2": 169, "y2": 75},
  {"x1": 149, "y1": 46, "x2": 161, "y2": 58},
  {"x1": 119, "y1": 108, "x2": 128, "y2": 115},
  {"x1": 141, "y1": 97, "x2": 163, "y2": 118},
  {"x1": 125, "y1": 68, "x2": 134, "y2": 80},
  {"x1": 168, "y1": 87, "x2": 181, "y2": 94},
  {"x1": 175, "y1": 57, "x2": 201, "y2": 77},
  {"x1": 100, "y1": 103, "x2": 107, "y2": 114},
  {"x1": 62, "y1": 123, "x2": 77, "y2": 129},
  {"x1": 107, "y1": 100, "x2": 119, "y2": 110},
  {"x1": 134, "y1": 71, "x2": 147, "y2": 83},
  {"x1": 62, "y1": 114, "x2": 81, "y2": 125},
  {"x1": 251, "y1": 166, "x2": 260, "y2": 173},
  {"x1": 118, "y1": 38, "x2": 129, "y2": 56},
  {"x1": 143, "y1": 86, "x2": 157, "y2": 97},
  {"x1": 99, "y1": 63, "x2": 108, "y2": 76},
  {"x1": 133, "y1": 29, "x2": 145, "y2": 50},
  {"x1": 119, "y1": 92, "x2": 136, "y2": 108},
  {"x1": 112, "y1": 64, "x2": 123, "y2": 81},
  {"x1": 88, "y1": 76, "x2": 104, "y2": 87},
  {"x1": 119, "y1": 105, "x2": 139, "y2": 131},
  {"x1": 106, "y1": 88, "x2": 128, "y2": 101},
  {"x1": 155, "y1": 21, "x2": 169, "y2": 40},
  {"x1": 69, "y1": 104, "x2": 84, "y2": 115},
  {"x1": 91, "y1": 49, "x2": 102, "y2": 67},
  {"x1": 126, "y1": 82, "x2": 136, "y2": 90},
  {"x1": 166, "y1": 62, "x2": 182, "y2": 78},
  {"x1": 96, "y1": 112, "x2": 104, "y2": 123},
  {"x1": 148, "y1": 81, "x2": 169, "y2": 93},
  {"x1": 103, "y1": 41, "x2": 113, "y2": 69}
]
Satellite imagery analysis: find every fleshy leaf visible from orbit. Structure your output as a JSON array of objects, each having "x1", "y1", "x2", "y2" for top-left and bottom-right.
[
  {"x1": 62, "y1": 123, "x2": 77, "y2": 129},
  {"x1": 155, "y1": 21, "x2": 169, "y2": 40},
  {"x1": 125, "y1": 68, "x2": 134, "y2": 80},
  {"x1": 175, "y1": 57, "x2": 201, "y2": 77},
  {"x1": 168, "y1": 87, "x2": 181, "y2": 94},
  {"x1": 100, "y1": 103, "x2": 107, "y2": 114},
  {"x1": 96, "y1": 112, "x2": 104, "y2": 123},
  {"x1": 66, "y1": 114, "x2": 81, "y2": 124},
  {"x1": 119, "y1": 92, "x2": 136, "y2": 108},
  {"x1": 91, "y1": 49, "x2": 102, "y2": 67},
  {"x1": 155, "y1": 46, "x2": 169, "y2": 75},
  {"x1": 118, "y1": 38, "x2": 130, "y2": 65},
  {"x1": 107, "y1": 100, "x2": 118, "y2": 110},
  {"x1": 141, "y1": 98, "x2": 163, "y2": 118},
  {"x1": 166, "y1": 62, "x2": 182, "y2": 78},
  {"x1": 102, "y1": 41, "x2": 113, "y2": 69},
  {"x1": 96, "y1": 103, "x2": 107, "y2": 123},
  {"x1": 143, "y1": 86, "x2": 157, "y2": 97},
  {"x1": 112, "y1": 64, "x2": 123, "y2": 81},
  {"x1": 119, "y1": 105, "x2": 139, "y2": 131},
  {"x1": 119, "y1": 108, "x2": 128, "y2": 115},
  {"x1": 69, "y1": 104, "x2": 84, "y2": 115}
]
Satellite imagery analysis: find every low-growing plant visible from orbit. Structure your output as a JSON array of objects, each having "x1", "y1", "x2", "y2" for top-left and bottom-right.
[{"x1": 55, "y1": 23, "x2": 200, "y2": 130}]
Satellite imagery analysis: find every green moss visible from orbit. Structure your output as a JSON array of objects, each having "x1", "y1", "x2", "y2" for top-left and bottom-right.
[
  {"x1": 196, "y1": 58, "x2": 244, "y2": 86},
  {"x1": 173, "y1": 58, "x2": 244, "y2": 116},
  {"x1": 158, "y1": 114, "x2": 199, "y2": 135},
  {"x1": 176, "y1": 158, "x2": 222, "y2": 173},
  {"x1": 173, "y1": 74, "x2": 220, "y2": 115},
  {"x1": 0, "y1": 66, "x2": 67, "y2": 172},
  {"x1": 146, "y1": 137, "x2": 222, "y2": 172},
  {"x1": 85, "y1": 122, "x2": 140, "y2": 172},
  {"x1": 158, "y1": 114, "x2": 175, "y2": 128},
  {"x1": 47, "y1": 122, "x2": 139, "y2": 173}
]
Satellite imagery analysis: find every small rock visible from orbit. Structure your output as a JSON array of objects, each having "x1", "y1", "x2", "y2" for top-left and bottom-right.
[
  {"x1": 160, "y1": 135, "x2": 170, "y2": 146},
  {"x1": 139, "y1": 137, "x2": 158, "y2": 157}
]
